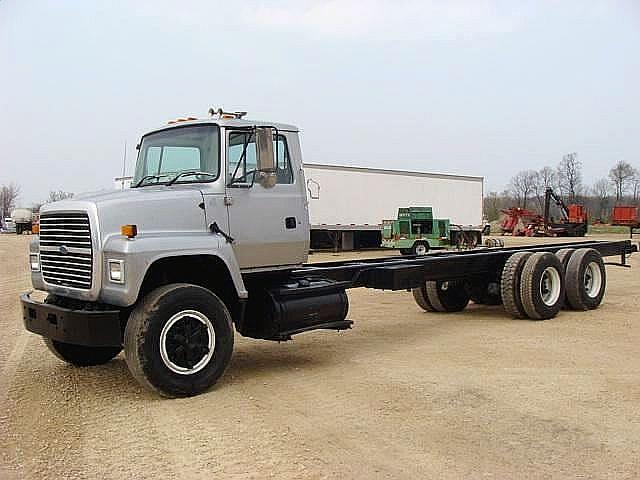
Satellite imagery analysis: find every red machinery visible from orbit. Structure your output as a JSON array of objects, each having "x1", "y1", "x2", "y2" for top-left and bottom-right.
[
  {"x1": 612, "y1": 205, "x2": 640, "y2": 238},
  {"x1": 542, "y1": 188, "x2": 588, "y2": 237},
  {"x1": 500, "y1": 207, "x2": 543, "y2": 236}
]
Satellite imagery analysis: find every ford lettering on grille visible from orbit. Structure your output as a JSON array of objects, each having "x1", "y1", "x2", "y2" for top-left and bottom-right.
[{"x1": 39, "y1": 212, "x2": 93, "y2": 289}]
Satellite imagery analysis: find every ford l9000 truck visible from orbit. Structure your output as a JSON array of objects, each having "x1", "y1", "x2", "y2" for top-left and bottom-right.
[{"x1": 21, "y1": 109, "x2": 636, "y2": 397}]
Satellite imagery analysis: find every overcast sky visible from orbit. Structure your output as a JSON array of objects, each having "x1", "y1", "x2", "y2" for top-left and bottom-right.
[{"x1": 1, "y1": 0, "x2": 639, "y2": 206}]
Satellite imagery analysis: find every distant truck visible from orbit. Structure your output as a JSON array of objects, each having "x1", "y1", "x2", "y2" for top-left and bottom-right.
[
  {"x1": 11, "y1": 208, "x2": 34, "y2": 234},
  {"x1": 381, "y1": 207, "x2": 482, "y2": 254}
]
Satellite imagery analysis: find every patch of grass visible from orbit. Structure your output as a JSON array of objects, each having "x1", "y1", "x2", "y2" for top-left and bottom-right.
[{"x1": 588, "y1": 225, "x2": 631, "y2": 234}]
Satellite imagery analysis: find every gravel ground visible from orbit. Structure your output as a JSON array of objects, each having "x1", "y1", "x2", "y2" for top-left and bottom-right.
[{"x1": 1, "y1": 234, "x2": 639, "y2": 479}]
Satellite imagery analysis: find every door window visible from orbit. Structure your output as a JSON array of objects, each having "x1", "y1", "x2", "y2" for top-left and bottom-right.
[{"x1": 228, "y1": 132, "x2": 293, "y2": 185}]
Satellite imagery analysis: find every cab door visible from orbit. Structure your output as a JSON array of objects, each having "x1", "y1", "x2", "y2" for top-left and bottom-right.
[{"x1": 225, "y1": 130, "x2": 307, "y2": 270}]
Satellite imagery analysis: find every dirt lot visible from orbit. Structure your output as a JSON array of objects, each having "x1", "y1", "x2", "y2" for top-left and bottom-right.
[{"x1": 1, "y1": 234, "x2": 639, "y2": 479}]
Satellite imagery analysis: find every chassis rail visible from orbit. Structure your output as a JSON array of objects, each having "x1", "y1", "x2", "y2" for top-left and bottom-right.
[{"x1": 292, "y1": 240, "x2": 637, "y2": 291}]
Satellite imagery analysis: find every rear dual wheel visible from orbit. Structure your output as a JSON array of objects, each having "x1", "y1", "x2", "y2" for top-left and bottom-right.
[
  {"x1": 501, "y1": 252, "x2": 565, "y2": 320},
  {"x1": 413, "y1": 280, "x2": 470, "y2": 313},
  {"x1": 564, "y1": 248, "x2": 606, "y2": 310}
]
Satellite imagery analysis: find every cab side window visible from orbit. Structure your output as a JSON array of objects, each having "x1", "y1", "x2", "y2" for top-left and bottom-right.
[{"x1": 228, "y1": 131, "x2": 293, "y2": 185}]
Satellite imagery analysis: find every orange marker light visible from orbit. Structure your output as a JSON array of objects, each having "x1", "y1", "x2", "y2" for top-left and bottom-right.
[
  {"x1": 32, "y1": 223, "x2": 40, "y2": 234},
  {"x1": 121, "y1": 224, "x2": 138, "y2": 239}
]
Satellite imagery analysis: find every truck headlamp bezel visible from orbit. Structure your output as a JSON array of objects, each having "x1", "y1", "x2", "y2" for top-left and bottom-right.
[
  {"x1": 107, "y1": 259, "x2": 125, "y2": 284},
  {"x1": 29, "y1": 253, "x2": 40, "y2": 272}
]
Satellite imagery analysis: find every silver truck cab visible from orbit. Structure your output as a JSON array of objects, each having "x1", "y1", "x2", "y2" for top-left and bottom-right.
[{"x1": 29, "y1": 114, "x2": 310, "y2": 308}]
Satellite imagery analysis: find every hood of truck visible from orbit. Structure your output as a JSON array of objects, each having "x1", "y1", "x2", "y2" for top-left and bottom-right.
[{"x1": 40, "y1": 186, "x2": 208, "y2": 243}]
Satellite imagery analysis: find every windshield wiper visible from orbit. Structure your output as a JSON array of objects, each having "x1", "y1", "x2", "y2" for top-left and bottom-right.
[
  {"x1": 133, "y1": 175, "x2": 161, "y2": 188},
  {"x1": 166, "y1": 171, "x2": 216, "y2": 186}
]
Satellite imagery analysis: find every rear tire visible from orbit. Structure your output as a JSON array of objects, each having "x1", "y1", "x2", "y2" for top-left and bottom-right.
[
  {"x1": 124, "y1": 283, "x2": 234, "y2": 397},
  {"x1": 565, "y1": 248, "x2": 606, "y2": 310},
  {"x1": 469, "y1": 280, "x2": 502, "y2": 305},
  {"x1": 500, "y1": 252, "x2": 533, "y2": 318},
  {"x1": 412, "y1": 285, "x2": 436, "y2": 312},
  {"x1": 424, "y1": 280, "x2": 470, "y2": 312},
  {"x1": 520, "y1": 252, "x2": 565, "y2": 320}
]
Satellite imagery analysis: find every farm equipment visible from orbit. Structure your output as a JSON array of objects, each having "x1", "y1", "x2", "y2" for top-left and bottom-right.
[
  {"x1": 381, "y1": 206, "x2": 482, "y2": 254},
  {"x1": 542, "y1": 188, "x2": 588, "y2": 237},
  {"x1": 612, "y1": 206, "x2": 640, "y2": 238},
  {"x1": 499, "y1": 207, "x2": 543, "y2": 236}
]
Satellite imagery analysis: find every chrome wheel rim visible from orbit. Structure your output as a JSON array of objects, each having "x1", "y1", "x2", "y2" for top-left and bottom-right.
[
  {"x1": 540, "y1": 267, "x2": 561, "y2": 306},
  {"x1": 415, "y1": 244, "x2": 427, "y2": 255},
  {"x1": 584, "y1": 262, "x2": 602, "y2": 298},
  {"x1": 160, "y1": 310, "x2": 215, "y2": 375}
]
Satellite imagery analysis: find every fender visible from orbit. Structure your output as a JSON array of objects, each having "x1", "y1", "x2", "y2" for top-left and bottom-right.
[{"x1": 100, "y1": 232, "x2": 247, "y2": 307}]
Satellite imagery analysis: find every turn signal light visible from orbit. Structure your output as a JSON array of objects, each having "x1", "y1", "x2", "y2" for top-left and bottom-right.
[
  {"x1": 32, "y1": 223, "x2": 40, "y2": 234},
  {"x1": 121, "y1": 224, "x2": 138, "y2": 239}
]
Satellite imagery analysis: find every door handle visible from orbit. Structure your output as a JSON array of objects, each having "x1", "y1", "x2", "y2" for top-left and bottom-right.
[{"x1": 285, "y1": 217, "x2": 297, "y2": 229}]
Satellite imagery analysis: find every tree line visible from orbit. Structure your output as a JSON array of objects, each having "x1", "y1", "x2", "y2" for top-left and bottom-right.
[
  {"x1": 484, "y1": 156, "x2": 639, "y2": 222},
  {"x1": 0, "y1": 184, "x2": 74, "y2": 219}
]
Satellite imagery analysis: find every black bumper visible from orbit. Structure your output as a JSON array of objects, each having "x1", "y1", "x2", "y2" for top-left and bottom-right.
[{"x1": 21, "y1": 292, "x2": 123, "y2": 347}]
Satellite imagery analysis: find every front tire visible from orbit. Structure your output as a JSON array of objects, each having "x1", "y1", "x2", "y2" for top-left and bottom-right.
[
  {"x1": 44, "y1": 339, "x2": 122, "y2": 366},
  {"x1": 124, "y1": 283, "x2": 234, "y2": 397},
  {"x1": 412, "y1": 241, "x2": 429, "y2": 255}
]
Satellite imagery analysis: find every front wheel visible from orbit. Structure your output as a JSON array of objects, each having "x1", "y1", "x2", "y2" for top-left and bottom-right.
[
  {"x1": 124, "y1": 283, "x2": 234, "y2": 397},
  {"x1": 412, "y1": 241, "x2": 429, "y2": 255},
  {"x1": 44, "y1": 339, "x2": 122, "y2": 366}
]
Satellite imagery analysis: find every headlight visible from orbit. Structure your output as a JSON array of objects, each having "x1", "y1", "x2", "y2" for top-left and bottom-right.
[
  {"x1": 108, "y1": 259, "x2": 125, "y2": 284},
  {"x1": 29, "y1": 253, "x2": 40, "y2": 272}
]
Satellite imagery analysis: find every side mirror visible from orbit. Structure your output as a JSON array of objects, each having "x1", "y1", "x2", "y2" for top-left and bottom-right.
[{"x1": 255, "y1": 127, "x2": 276, "y2": 173}]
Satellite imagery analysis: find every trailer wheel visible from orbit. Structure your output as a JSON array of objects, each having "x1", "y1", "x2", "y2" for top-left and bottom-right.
[
  {"x1": 425, "y1": 280, "x2": 470, "y2": 312},
  {"x1": 564, "y1": 248, "x2": 606, "y2": 310},
  {"x1": 520, "y1": 252, "x2": 565, "y2": 320},
  {"x1": 412, "y1": 241, "x2": 429, "y2": 255},
  {"x1": 469, "y1": 280, "x2": 502, "y2": 305},
  {"x1": 500, "y1": 252, "x2": 533, "y2": 318},
  {"x1": 124, "y1": 283, "x2": 234, "y2": 397},
  {"x1": 412, "y1": 285, "x2": 436, "y2": 312},
  {"x1": 399, "y1": 249, "x2": 412, "y2": 255}
]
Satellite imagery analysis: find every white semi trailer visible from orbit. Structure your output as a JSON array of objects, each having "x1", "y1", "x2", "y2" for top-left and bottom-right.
[{"x1": 303, "y1": 163, "x2": 483, "y2": 249}]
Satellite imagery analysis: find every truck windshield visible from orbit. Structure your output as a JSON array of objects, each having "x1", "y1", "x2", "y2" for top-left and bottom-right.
[{"x1": 132, "y1": 125, "x2": 219, "y2": 187}]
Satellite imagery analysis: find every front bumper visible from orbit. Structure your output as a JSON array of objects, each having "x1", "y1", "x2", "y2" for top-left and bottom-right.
[{"x1": 21, "y1": 292, "x2": 123, "y2": 347}]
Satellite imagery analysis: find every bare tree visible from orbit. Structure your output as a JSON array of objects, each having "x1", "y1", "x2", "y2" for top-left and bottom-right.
[
  {"x1": 508, "y1": 170, "x2": 538, "y2": 209},
  {"x1": 608, "y1": 161, "x2": 634, "y2": 201},
  {"x1": 533, "y1": 166, "x2": 557, "y2": 209},
  {"x1": 47, "y1": 191, "x2": 74, "y2": 203},
  {"x1": 591, "y1": 178, "x2": 611, "y2": 221},
  {"x1": 557, "y1": 152, "x2": 582, "y2": 202},
  {"x1": 632, "y1": 168, "x2": 640, "y2": 203},
  {"x1": 0, "y1": 183, "x2": 21, "y2": 218}
]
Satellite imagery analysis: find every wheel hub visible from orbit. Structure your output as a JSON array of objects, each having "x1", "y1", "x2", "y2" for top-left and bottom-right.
[
  {"x1": 584, "y1": 261, "x2": 602, "y2": 298},
  {"x1": 540, "y1": 267, "x2": 561, "y2": 306},
  {"x1": 160, "y1": 310, "x2": 215, "y2": 375}
]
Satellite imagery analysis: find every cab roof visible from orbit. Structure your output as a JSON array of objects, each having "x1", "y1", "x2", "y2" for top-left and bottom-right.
[{"x1": 143, "y1": 116, "x2": 299, "y2": 137}]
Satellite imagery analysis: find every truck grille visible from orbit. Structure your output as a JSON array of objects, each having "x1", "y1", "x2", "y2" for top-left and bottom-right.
[{"x1": 39, "y1": 212, "x2": 93, "y2": 289}]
